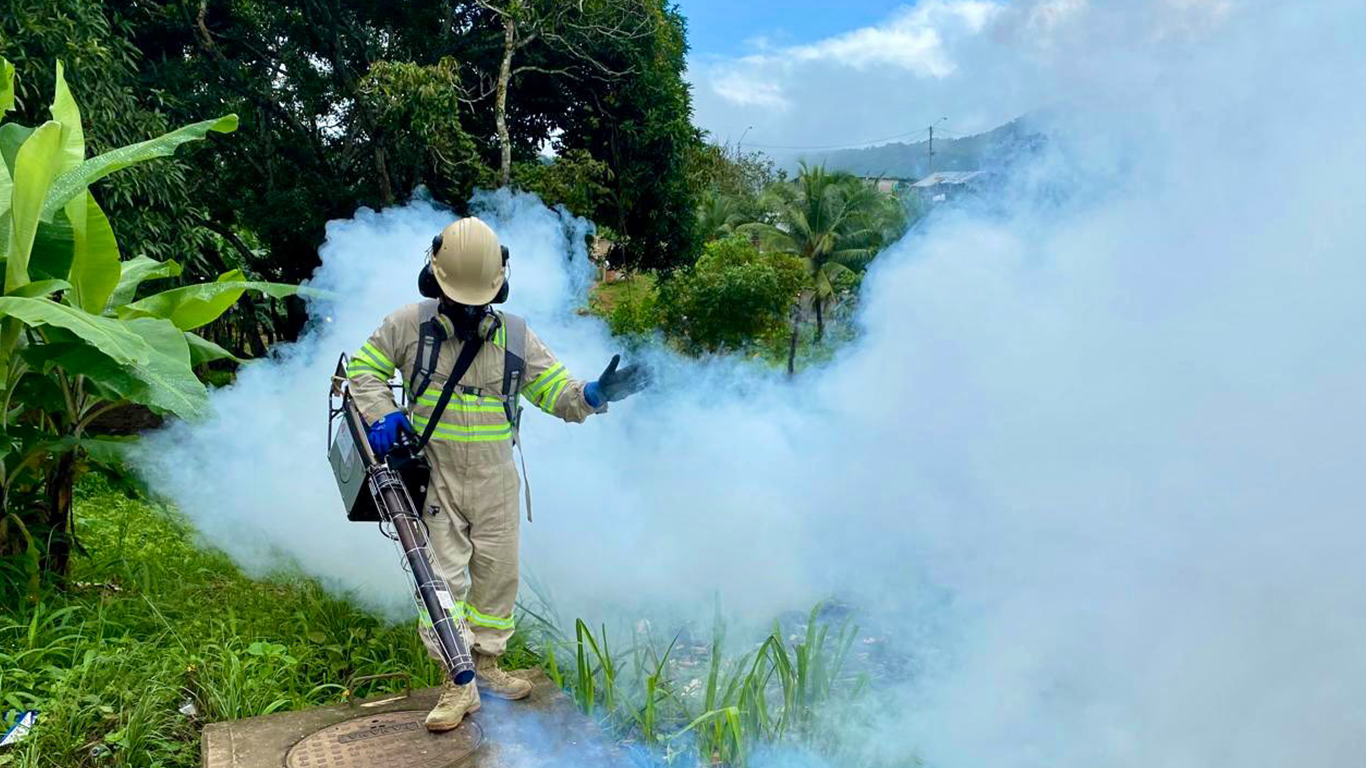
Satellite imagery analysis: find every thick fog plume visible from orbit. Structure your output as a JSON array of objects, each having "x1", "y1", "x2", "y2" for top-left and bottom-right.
[{"x1": 139, "y1": 1, "x2": 1366, "y2": 765}]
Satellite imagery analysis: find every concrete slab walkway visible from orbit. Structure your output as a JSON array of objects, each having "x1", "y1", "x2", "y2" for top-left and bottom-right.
[{"x1": 202, "y1": 670, "x2": 630, "y2": 768}]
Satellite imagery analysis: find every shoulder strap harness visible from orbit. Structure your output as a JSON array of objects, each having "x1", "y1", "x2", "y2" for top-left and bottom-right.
[{"x1": 408, "y1": 305, "x2": 534, "y2": 520}]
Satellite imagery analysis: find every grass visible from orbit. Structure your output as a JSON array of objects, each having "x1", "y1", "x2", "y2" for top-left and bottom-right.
[
  {"x1": 589, "y1": 272, "x2": 658, "y2": 316},
  {"x1": 1, "y1": 473, "x2": 879, "y2": 768},
  {"x1": 0, "y1": 473, "x2": 533, "y2": 767},
  {"x1": 521, "y1": 600, "x2": 876, "y2": 767}
]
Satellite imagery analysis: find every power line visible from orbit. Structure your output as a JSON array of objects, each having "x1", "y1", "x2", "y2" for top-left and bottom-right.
[{"x1": 741, "y1": 127, "x2": 931, "y2": 152}]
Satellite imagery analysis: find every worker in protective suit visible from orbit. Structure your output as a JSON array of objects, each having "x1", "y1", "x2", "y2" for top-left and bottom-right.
[{"x1": 346, "y1": 217, "x2": 648, "y2": 731}]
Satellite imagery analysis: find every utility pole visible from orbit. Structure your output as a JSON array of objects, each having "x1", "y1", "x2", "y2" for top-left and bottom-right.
[
  {"x1": 927, "y1": 116, "x2": 947, "y2": 176},
  {"x1": 927, "y1": 125, "x2": 934, "y2": 175}
]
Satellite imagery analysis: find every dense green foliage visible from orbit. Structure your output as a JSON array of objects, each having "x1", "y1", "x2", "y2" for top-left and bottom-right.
[
  {"x1": 0, "y1": 59, "x2": 298, "y2": 580},
  {"x1": 740, "y1": 163, "x2": 905, "y2": 342},
  {"x1": 655, "y1": 237, "x2": 805, "y2": 353},
  {"x1": 512, "y1": 149, "x2": 611, "y2": 219},
  {"x1": 1, "y1": 0, "x2": 704, "y2": 342},
  {"x1": 592, "y1": 159, "x2": 914, "y2": 371}
]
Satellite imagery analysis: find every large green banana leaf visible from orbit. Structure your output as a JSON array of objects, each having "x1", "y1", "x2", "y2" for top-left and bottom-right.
[
  {"x1": 185, "y1": 331, "x2": 244, "y2": 366},
  {"x1": 120, "y1": 269, "x2": 306, "y2": 331},
  {"x1": 24, "y1": 325, "x2": 215, "y2": 418},
  {"x1": 49, "y1": 62, "x2": 85, "y2": 174},
  {"x1": 65, "y1": 192, "x2": 120, "y2": 313},
  {"x1": 45, "y1": 63, "x2": 121, "y2": 313},
  {"x1": 107, "y1": 256, "x2": 182, "y2": 309},
  {"x1": 0, "y1": 124, "x2": 34, "y2": 180},
  {"x1": 41, "y1": 115, "x2": 237, "y2": 223},
  {"x1": 1, "y1": 57, "x2": 14, "y2": 115},
  {"x1": 122, "y1": 317, "x2": 209, "y2": 419},
  {"x1": 6, "y1": 122, "x2": 63, "y2": 294},
  {"x1": 0, "y1": 295, "x2": 151, "y2": 365}
]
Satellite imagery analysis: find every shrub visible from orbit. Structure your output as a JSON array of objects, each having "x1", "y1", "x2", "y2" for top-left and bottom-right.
[
  {"x1": 0, "y1": 59, "x2": 299, "y2": 584},
  {"x1": 656, "y1": 236, "x2": 804, "y2": 353}
]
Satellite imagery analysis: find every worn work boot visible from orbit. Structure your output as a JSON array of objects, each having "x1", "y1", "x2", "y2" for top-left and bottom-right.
[
  {"x1": 475, "y1": 653, "x2": 533, "y2": 700},
  {"x1": 424, "y1": 681, "x2": 480, "y2": 732}
]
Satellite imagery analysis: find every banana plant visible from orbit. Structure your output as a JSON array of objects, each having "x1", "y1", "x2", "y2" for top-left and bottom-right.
[{"x1": 0, "y1": 59, "x2": 303, "y2": 582}]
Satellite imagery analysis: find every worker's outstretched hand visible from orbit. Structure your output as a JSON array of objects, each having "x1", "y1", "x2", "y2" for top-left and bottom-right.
[
  {"x1": 368, "y1": 411, "x2": 413, "y2": 457},
  {"x1": 587, "y1": 354, "x2": 651, "y2": 407}
]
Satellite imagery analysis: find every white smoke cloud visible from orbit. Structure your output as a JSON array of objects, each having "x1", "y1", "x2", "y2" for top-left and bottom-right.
[{"x1": 139, "y1": 0, "x2": 1366, "y2": 765}]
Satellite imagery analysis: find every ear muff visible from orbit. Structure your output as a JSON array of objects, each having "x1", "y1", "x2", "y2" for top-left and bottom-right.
[
  {"x1": 418, "y1": 233, "x2": 444, "y2": 298},
  {"x1": 489, "y1": 245, "x2": 511, "y2": 304},
  {"x1": 417, "y1": 263, "x2": 441, "y2": 298}
]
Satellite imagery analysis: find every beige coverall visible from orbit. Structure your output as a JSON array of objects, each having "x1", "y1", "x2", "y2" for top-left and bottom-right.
[{"x1": 348, "y1": 300, "x2": 598, "y2": 656}]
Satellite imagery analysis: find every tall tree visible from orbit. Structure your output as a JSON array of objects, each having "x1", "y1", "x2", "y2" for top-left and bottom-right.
[
  {"x1": 122, "y1": 0, "x2": 488, "y2": 338},
  {"x1": 553, "y1": 0, "x2": 702, "y2": 272},
  {"x1": 1, "y1": 0, "x2": 221, "y2": 270},
  {"x1": 740, "y1": 163, "x2": 900, "y2": 367},
  {"x1": 472, "y1": 0, "x2": 654, "y2": 187}
]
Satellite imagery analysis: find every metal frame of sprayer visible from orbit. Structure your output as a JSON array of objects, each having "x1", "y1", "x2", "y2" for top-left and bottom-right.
[{"x1": 328, "y1": 353, "x2": 476, "y2": 686}]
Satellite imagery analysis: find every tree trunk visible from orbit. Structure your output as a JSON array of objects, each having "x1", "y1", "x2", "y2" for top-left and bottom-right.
[
  {"x1": 374, "y1": 145, "x2": 394, "y2": 205},
  {"x1": 787, "y1": 311, "x2": 800, "y2": 377},
  {"x1": 238, "y1": 292, "x2": 270, "y2": 358},
  {"x1": 43, "y1": 451, "x2": 77, "y2": 579},
  {"x1": 814, "y1": 298, "x2": 825, "y2": 342},
  {"x1": 496, "y1": 17, "x2": 516, "y2": 188}
]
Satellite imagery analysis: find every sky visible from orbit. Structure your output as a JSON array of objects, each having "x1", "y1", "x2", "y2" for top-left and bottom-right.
[
  {"x1": 681, "y1": 0, "x2": 1093, "y2": 153},
  {"x1": 676, "y1": 0, "x2": 903, "y2": 60}
]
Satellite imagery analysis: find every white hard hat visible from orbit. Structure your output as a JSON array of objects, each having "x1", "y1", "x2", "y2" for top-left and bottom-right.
[{"x1": 431, "y1": 217, "x2": 505, "y2": 305}]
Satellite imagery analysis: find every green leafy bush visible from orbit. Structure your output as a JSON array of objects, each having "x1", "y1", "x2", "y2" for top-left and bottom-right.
[
  {"x1": 513, "y1": 148, "x2": 612, "y2": 219},
  {"x1": 0, "y1": 59, "x2": 300, "y2": 584},
  {"x1": 656, "y1": 236, "x2": 805, "y2": 353}
]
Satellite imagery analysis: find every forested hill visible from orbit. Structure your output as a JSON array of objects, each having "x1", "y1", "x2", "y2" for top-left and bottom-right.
[{"x1": 794, "y1": 118, "x2": 1041, "y2": 178}]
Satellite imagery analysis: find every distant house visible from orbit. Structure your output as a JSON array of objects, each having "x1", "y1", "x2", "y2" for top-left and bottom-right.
[
  {"x1": 860, "y1": 176, "x2": 912, "y2": 195},
  {"x1": 910, "y1": 171, "x2": 988, "y2": 203},
  {"x1": 591, "y1": 237, "x2": 624, "y2": 283}
]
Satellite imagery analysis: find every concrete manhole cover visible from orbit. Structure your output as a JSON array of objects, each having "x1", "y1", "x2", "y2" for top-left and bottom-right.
[{"x1": 285, "y1": 710, "x2": 482, "y2": 768}]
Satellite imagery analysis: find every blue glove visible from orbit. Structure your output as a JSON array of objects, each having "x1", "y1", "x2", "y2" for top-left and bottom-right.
[
  {"x1": 368, "y1": 411, "x2": 413, "y2": 457},
  {"x1": 584, "y1": 355, "x2": 650, "y2": 408}
]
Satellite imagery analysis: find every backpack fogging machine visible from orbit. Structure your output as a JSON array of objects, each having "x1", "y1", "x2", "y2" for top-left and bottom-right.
[{"x1": 327, "y1": 353, "x2": 476, "y2": 686}]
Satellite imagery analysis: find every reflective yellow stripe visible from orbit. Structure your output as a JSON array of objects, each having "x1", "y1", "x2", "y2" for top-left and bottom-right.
[
  {"x1": 414, "y1": 396, "x2": 506, "y2": 413},
  {"x1": 348, "y1": 360, "x2": 389, "y2": 380},
  {"x1": 361, "y1": 342, "x2": 395, "y2": 372},
  {"x1": 540, "y1": 377, "x2": 568, "y2": 414},
  {"x1": 353, "y1": 348, "x2": 387, "y2": 373},
  {"x1": 411, "y1": 415, "x2": 513, "y2": 442},
  {"x1": 416, "y1": 390, "x2": 500, "y2": 404},
  {"x1": 465, "y1": 605, "x2": 514, "y2": 630},
  {"x1": 524, "y1": 364, "x2": 566, "y2": 398},
  {"x1": 418, "y1": 601, "x2": 466, "y2": 628}
]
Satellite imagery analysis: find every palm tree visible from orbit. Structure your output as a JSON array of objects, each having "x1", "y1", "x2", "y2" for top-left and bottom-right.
[
  {"x1": 696, "y1": 189, "x2": 747, "y2": 241},
  {"x1": 740, "y1": 163, "x2": 890, "y2": 356}
]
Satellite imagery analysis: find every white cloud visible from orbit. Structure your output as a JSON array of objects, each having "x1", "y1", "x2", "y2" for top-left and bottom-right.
[
  {"x1": 689, "y1": 0, "x2": 1242, "y2": 155},
  {"x1": 787, "y1": 1, "x2": 1001, "y2": 74},
  {"x1": 710, "y1": 71, "x2": 791, "y2": 110},
  {"x1": 691, "y1": 1, "x2": 1020, "y2": 152}
]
